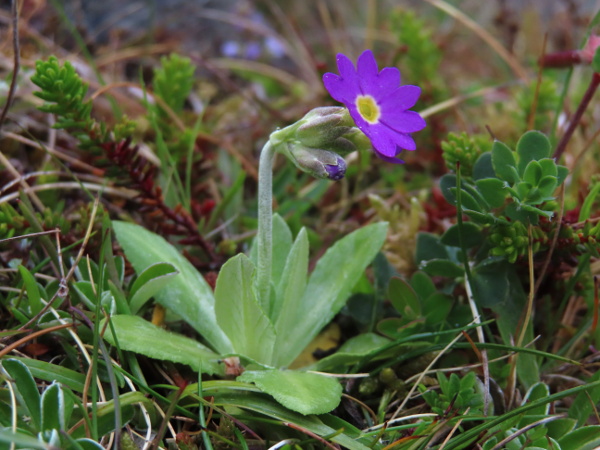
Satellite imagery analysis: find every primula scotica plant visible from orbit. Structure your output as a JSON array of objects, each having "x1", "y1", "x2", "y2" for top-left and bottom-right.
[{"x1": 103, "y1": 50, "x2": 426, "y2": 415}]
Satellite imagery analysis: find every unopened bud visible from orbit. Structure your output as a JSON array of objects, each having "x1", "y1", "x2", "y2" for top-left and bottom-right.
[{"x1": 285, "y1": 144, "x2": 347, "y2": 181}]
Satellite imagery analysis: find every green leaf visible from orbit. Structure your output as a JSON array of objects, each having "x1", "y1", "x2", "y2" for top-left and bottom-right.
[
  {"x1": 579, "y1": 182, "x2": 600, "y2": 221},
  {"x1": 537, "y1": 175, "x2": 558, "y2": 198},
  {"x1": 41, "y1": 382, "x2": 63, "y2": 432},
  {"x1": 558, "y1": 426, "x2": 600, "y2": 450},
  {"x1": 8, "y1": 357, "x2": 86, "y2": 393},
  {"x1": 128, "y1": 262, "x2": 179, "y2": 314},
  {"x1": 538, "y1": 158, "x2": 558, "y2": 178},
  {"x1": 593, "y1": 46, "x2": 600, "y2": 72},
  {"x1": 102, "y1": 315, "x2": 223, "y2": 375},
  {"x1": 2, "y1": 359, "x2": 41, "y2": 430},
  {"x1": 214, "y1": 254, "x2": 276, "y2": 364},
  {"x1": 273, "y1": 222, "x2": 388, "y2": 367},
  {"x1": 311, "y1": 333, "x2": 391, "y2": 371},
  {"x1": 112, "y1": 221, "x2": 232, "y2": 354},
  {"x1": 522, "y1": 160, "x2": 543, "y2": 186},
  {"x1": 423, "y1": 293, "x2": 453, "y2": 325},
  {"x1": 441, "y1": 222, "x2": 483, "y2": 248},
  {"x1": 568, "y1": 369, "x2": 600, "y2": 426},
  {"x1": 516, "y1": 131, "x2": 551, "y2": 175},
  {"x1": 415, "y1": 232, "x2": 450, "y2": 263},
  {"x1": 472, "y1": 152, "x2": 495, "y2": 180},
  {"x1": 272, "y1": 228, "x2": 308, "y2": 323},
  {"x1": 18, "y1": 265, "x2": 43, "y2": 316},
  {"x1": 557, "y1": 165, "x2": 569, "y2": 186},
  {"x1": 410, "y1": 271, "x2": 436, "y2": 300},
  {"x1": 271, "y1": 214, "x2": 294, "y2": 288},
  {"x1": 519, "y1": 382, "x2": 550, "y2": 427},
  {"x1": 546, "y1": 417, "x2": 576, "y2": 440},
  {"x1": 420, "y1": 259, "x2": 464, "y2": 278},
  {"x1": 492, "y1": 140, "x2": 518, "y2": 183},
  {"x1": 451, "y1": 187, "x2": 483, "y2": 212},
  {"x1": 388, "y1": 277, "x2": 421, "y2": 318},
  {"x1": 237, "y1": 370, "x2": 342, "y2": 415},
  {"x1": 475, "y1": 178, "x2": 507, "y2": 208},
  {"x1": 0, "y1": 430, "x2": 48, "y2": 448},
  {"x1": 440, "y1": 174, "x2": 457, "y2": 204},
  {"x1": 207, "y1": 388, "x2": 369, "y2": 449}
]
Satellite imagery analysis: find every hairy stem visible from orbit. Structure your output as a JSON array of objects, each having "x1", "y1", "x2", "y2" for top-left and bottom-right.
[
  {"x1": 257, "y1": 140, "x2": 276, "y2": 311},
  {"x1": 553, "y1": 71, "x2": 600, "y2": 160}
]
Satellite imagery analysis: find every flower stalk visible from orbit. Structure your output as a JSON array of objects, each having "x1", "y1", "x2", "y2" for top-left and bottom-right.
[{"x1": 257, "y1": 140, "x2": 276, "y2": 311}]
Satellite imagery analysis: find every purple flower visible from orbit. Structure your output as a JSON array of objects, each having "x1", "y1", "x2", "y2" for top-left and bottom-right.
[{"x1": 323, "y1": 50, "x2": 426, "y2": 163}]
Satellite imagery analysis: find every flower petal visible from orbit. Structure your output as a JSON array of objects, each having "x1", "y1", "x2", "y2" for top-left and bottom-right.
[
  {"x1": 357, "y1": 50, "x2": 378, "y2": 78},
  {"x1": 336, "y1": 53, "x2": 358, "y2": 83},
  {"x1": 364, "y1": 124, "x2": 401, "y2": 157},
  {"x1": 375, "y1": 152, "x2": 405, "y2": 164},
  {"x1": 323, "y1": 73, "x2": 355, "y2": 104},
  {"x1": 380, "y1": 85, "x2": 421, "y2": 110},
  {"x1": 375, "y1": 67, "x2": 401, "y2": 92},
  {"x1": 382, "y1": 111, "x2": 427, "y2": 133},
  {"x1": 393, "y1": 132, "x2": 417, "y2": 151}
]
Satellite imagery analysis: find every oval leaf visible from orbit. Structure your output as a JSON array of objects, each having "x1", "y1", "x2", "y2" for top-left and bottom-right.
[
  {"x1": 475, "y1": 178, "x2": 507, "y2": 208},
  {"x1": 441, "y1": 222, "x2": 483, "y2": 248},
  {"x1": 238, "y1": 369, "x2": 342, "y2": 415},
  {"x1": 516, "y1": 130, "x2": 551, "y2": 175},
  {"x1": 388, "y1": 277, "x2": 420, "y2": 318}
]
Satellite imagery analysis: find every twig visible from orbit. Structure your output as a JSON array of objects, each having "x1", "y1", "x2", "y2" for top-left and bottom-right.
[
  {"x1": 0, "y1": 0, "x2": 20, "y2": 132},
  {"x1": 553, "y1": 72, "x2": 600, "y2": 160}
]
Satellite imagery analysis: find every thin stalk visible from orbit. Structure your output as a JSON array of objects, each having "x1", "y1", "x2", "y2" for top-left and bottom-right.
[
  {"x1": 455, "y1": 163, "x2": 490, "y2": 416},
  {"x1": 257, "y1": 141, "x2": 276, "y2": 311},
  {"x1": 553, "y1": 72, "x2": 600, "y2": 160}
]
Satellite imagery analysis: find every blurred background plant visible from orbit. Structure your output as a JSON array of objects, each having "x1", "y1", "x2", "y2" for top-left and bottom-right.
[{"x1": 1, "y1": 0, "x2": 600, "y2": 448}]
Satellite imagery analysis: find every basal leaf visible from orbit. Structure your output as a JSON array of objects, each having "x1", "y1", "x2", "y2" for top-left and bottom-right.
[
  {"x1": 557, "y1": 426, "x2": 600, "y2": 450},
  {"x1": 18, "y1": 265, "x2": 42, "y2": 316},
  {"x1": 41, "y1": 382, "x2": 62, "y2": 432},
  {"x1": 311, "y1": 333, "x2": 392, "y2": 371},
  {"x1": 273, "y1": 222, "x2": 388, "y2": 367},
  {"x1": 2, "y1": 359, "x2": 41, "y2": 430},
  {"x1": 237, "y1": 369, "x2": 342, "y2": 415},
  {"x1": 214, "y1": 254, "x2": 276, "y2": 364},
  {"x1": 207, "y1": 388, "x2": 369, "y2": 449},
  {"x1": 7, "y1": 357, "x2": 86, "y2": 393},
  {"x1": 112, "y1": 221, "x2": 232, "y2": 354},
  {"x1": 128, "y1": 262, "x2": 179, "y2": 314},
  {"x1": 102, "y1": 315, "x2": 223, "y2": 375},
  {"x1": 271, "y1": 214, "x2": 294, "y2": 288},
  {"x1": 273, "y1": 228, "x2": 308, "y2": 325}
]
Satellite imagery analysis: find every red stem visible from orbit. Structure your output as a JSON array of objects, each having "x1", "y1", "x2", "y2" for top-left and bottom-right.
[
  {"x1": 553, "y1": 72, "x2": 600, "y2": 160},
  {"x1": 538, "y1": 51, "x2": 581, "y2": 68}
]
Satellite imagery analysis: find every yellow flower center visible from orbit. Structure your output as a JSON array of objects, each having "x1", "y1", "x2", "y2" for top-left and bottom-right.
[{"x1": 356, "y1": 95, "x2": 381, "y2": 124}]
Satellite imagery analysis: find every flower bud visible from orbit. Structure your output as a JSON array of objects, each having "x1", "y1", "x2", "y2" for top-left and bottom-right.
[{"x1": 285, "y1": 144, "x2": 347, "y2": 180}]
